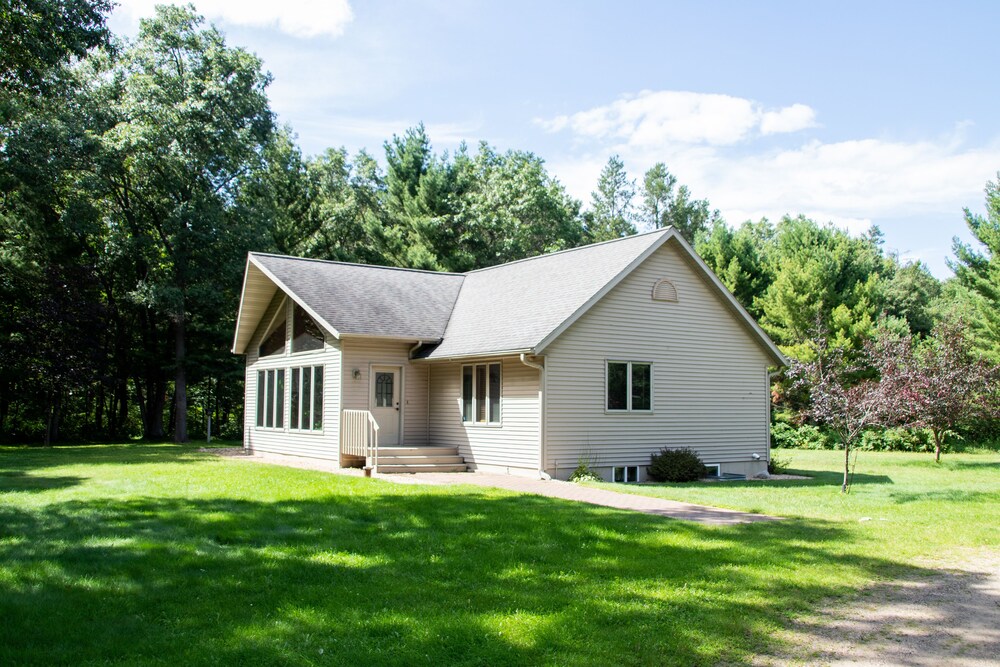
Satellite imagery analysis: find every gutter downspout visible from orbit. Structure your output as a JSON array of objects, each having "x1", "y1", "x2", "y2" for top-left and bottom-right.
[{"x1": 519, "y1": 353, "x2": 549, "y2": 480}]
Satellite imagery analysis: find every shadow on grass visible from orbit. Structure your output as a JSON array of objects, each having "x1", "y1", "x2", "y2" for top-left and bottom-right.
[
  {"x1": 0, "y1": 470, "x2": 86, "y2": 493},
  {"x1": 888, "y1": 489, "x2": 1000, "y2": 504},
  {"x1": 0, "y1": 443, "x2": 211, "y2": 471},
  {"x1": 635, "y1": 469, "x2": 893, "y2": 492},
  {"x1": 0, "y1": 482, "x2": 926, "y2": 666}
]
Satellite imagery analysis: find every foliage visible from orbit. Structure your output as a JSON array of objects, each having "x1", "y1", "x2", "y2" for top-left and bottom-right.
[
  {"x1": 882, "y1": 320, "x2": 1000, "y2": 461},
  {"x1": 640, "y1": 162, "x2": 720, "y2": 242},
  {"x1": 950, "y1": 174, "x2": 1000, "y2": 362},
  {"x1": 647, "y1": 447, "x2": 706, "y2": 482},
  {"x1": 771, "y1": 422, "x2": 834, "y2": 450},
  {"x1": 586, "y1": 154, "x2": 637, "y2": 242},
  {"x1": 0, "y1": 0, "x2": 112, "y2": 94},
  {"x1": 767, "y1": 451, "x2": 791, "y2": 474},
  {"x1": 568, "y1": 455, "x2": 602, "y2": 483},
  {"x1": 785, "y1": 327, "x2": 910, "y2": 492}
]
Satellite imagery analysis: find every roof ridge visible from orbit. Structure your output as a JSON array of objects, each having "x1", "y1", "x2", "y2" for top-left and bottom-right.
[
  {"x1": 465, "y1": 227, "x2": 673, "y2": 274},
  {"x1": 250, "y1": 252, "x2": 465, "y2": 278}
]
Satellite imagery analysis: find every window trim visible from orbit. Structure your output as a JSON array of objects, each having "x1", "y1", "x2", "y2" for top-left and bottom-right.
[
  {"x1": 613, "y1": 465, "x2": 641, "y2": 483},
  {"x1": 461, "y1": 361, "x2": 502, "y2": 426},
  {"x1": 288, "y1": 364, "x2": 325, "y2": 433},
  {"x1": 255, "y1": 368, "x2": 286, "y2": 431},
  {"x1": 605, "y1": 360, "x2": 654, "y2": 414}
]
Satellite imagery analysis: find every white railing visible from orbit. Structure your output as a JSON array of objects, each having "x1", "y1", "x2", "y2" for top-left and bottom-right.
[{"x1": 341, "y1": 409, "x2": 380, "y2": 472}]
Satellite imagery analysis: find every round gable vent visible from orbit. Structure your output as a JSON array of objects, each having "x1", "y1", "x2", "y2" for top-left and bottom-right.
[{"x1": 652, "y1": 278, "x2": 678, "y2": 302}]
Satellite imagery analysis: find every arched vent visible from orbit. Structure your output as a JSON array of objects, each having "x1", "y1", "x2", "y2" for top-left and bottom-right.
[{"x1": 652, "y1": 279, "x2": 678, "y2": 302}]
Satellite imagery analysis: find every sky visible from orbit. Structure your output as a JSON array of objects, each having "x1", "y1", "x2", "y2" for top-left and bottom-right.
[{"x1": 110, "y1": 1, "x2": 1000, "y2": 277}]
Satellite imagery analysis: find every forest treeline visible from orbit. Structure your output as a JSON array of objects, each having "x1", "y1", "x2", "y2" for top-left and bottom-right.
[{"x1": 2, "y1": 2, "x2": 999, "y2": 444}]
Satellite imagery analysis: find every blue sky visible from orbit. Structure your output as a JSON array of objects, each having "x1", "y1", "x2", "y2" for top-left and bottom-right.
[{"x1": 111, "y1": 1, "x2": 1000, "y2": 277}]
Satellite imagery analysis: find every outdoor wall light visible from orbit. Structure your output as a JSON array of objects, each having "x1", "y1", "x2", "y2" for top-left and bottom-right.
[
  {"x1": 352, "y1": 368, "x2": 361, "y2": 380},
  {"x1": 752, "y1": 452, "x2": 761, "y2": 460}
]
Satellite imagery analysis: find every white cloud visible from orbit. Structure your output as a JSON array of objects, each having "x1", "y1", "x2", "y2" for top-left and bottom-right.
[
  {"x1": 115, "y1": 0, "x2": 354, "y2": 39},
  {"x1": 537, "y1": 90, "x2": 817, "y2": 146}
]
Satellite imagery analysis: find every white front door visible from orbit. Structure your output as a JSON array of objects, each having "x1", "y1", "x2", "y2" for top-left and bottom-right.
[{"x1": 370, "y1": 366, "x2": 401, "y2": 446}]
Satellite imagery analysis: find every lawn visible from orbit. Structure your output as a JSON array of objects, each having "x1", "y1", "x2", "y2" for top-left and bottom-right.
[{"x1": 1, "y1": 445, "x2": 997, "y2": 666}]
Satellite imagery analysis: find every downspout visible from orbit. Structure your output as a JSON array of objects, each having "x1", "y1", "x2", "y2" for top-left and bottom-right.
[{"x1": 519, "y1": 353, "x2": 549, "y2": 480}]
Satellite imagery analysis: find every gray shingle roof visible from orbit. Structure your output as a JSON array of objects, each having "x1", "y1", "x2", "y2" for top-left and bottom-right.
[
  {"x1": 250, "y1": 254, "x2": 464, "y2": 340},
  {"x1": 420, "y1": 230, "x2": 669, "y2": 358}
]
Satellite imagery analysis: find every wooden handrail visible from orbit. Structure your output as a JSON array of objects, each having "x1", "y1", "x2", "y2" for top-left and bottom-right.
[{"x1": 341, "y1": 409, "x2": 380, "y2": 472}]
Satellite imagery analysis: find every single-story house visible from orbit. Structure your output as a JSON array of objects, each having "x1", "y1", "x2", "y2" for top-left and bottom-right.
[{"x1": 232, "y1": 227, "x2": 787, "y2": 481}]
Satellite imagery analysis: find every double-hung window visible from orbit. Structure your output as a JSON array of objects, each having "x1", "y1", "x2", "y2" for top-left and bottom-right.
[
  {"x1": 256, "y1": 369, "x2": 285, "y2": 428},
  {"x1": 462, "y1": 362, "x2": 501, "y2": 424},
  {"x1": 606, "y1": 361, "x2": 652, "y2": 412}
]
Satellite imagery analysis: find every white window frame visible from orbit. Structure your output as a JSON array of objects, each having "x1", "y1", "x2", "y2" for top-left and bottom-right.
[
  {"x1": 613, "y1": 465, "x2": 640, "y2": 483},
  {"x1": 605, "y1": 360, "x2": 654, "y2": 413},
  {"x1": 461, "y1": 362, "x2": 502, "y2": 426},
  {"x1": 703, "y1": 464, "x2": 721, "y2": 478},
  {"x1": 255, "y1": 368, "x2": 286, "y2": 430},
  {"x1": 289, "y1": 364, "x2": 325, "y2": 433}
]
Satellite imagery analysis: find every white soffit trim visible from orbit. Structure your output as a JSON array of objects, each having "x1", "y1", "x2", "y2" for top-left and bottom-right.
[{"x1": 247, "y1": 254, "x2": 343, "y2": 341}]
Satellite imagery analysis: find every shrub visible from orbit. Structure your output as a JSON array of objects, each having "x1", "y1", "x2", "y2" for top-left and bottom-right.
[
  {"x1": 648, "y1": 447, "x2": 706, "y2": 483},
  {"x1": 568, "y1": 454, "x2": 602, "y2": 483},
  {"x1": 858, "y1": 427, "x2": 935, "y2": 452},
  {"x1": 768, "y1": 452, "x2": 791, "y2": 475},
  {"x1": 770, "y1": 422, "x2": 833, "y2": 449}
]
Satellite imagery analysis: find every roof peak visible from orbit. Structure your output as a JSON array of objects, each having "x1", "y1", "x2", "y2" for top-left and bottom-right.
[{"x1": 465, "y1": 227, "x2": 673, "y2": 274}]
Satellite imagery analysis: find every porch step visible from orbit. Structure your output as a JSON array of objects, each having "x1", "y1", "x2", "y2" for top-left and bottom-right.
[
  {"x1": 377, "y1": 463, "x2": 469, "y2": 474},
  {"x1": 373, "y1": 445, "x2": 466, "y2": 473}
]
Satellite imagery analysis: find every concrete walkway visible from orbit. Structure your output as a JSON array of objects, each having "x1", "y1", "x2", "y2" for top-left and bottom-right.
[
  {"x1": 383, "y1": 472, "x2": 781, "y2": 525},
  {"x1": 214, "y1": 450, "x2": 780, "y2": 525}
]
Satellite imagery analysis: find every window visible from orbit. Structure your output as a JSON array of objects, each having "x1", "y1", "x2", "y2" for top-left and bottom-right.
[
  {"x1": 290, "y1": 365, "x2": 324, "y2": 430},
  {"x1": 613, "y1": 465, "x2": 640, "y2": 483},
  {"x1": 462, "y1": 362, "x2": 500, "y2": 424},
  {"x1": 375, "y1": 372, "x2": 393, "y2": 408},
  {"x1": 258, "y1": 319, "x2": 286, "y2": 358},
  {"x1": 292, "y1": 304, "x2": 324, "y2": 353},
  {"x1": 255, "y1": 369, "x2": 285, "y2": 429},
  {"x1": 606, "y1": 361, "x2": 653, "y2": 412}
]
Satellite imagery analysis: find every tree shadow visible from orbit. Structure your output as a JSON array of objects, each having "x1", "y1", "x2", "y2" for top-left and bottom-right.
[
  {"x1": 0, "y1": 470, "x2": 85, "y2": 493},
  {"x1": 888, "y1": 489, "x2": 1000, "y2": 504},
  {"x1": 762, "y1": 559, "x2": 1000, "y2": 665},
  {"x1": 0, "y1": 482, "x2": 933, "y2": 666},
  {"x1": 0, "y1": 443, "x2": 212, "y2": 472}
]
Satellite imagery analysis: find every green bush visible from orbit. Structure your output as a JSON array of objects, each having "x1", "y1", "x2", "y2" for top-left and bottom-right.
[
  {"x1": 770, "y1": 422, "x2": 833, "y2": 449},
  {"x1": 648, "y1": 447, "x2": 706, "y2": 483},
  {"x1": 569, "y1": 461, "x2": 602, "y2": 483},
  {"x1": 768, "y1": 452, "x2": 791, "y2": 474},
  {"x1": 858, "y1": 427, "x2": 935, "y2": 452}
]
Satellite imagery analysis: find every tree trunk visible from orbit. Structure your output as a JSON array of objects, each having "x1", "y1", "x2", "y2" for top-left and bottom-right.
[
  {"x1": 933, "y1": 430, "x2": 943, "y2": 463},
  {"x1": 174, "y1": 314, "x2": 187, "y2": 443},
  {"x1": 95, "y1": 382, "x2": 105, "y2": 434},
  {"x1": 842, "y1": 442, "x2": 850, "y2": 494}
]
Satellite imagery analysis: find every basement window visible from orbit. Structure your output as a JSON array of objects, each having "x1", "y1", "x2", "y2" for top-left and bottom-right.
[{"x1": 613, "y1": 466, "x2": 640, "y2": 483}]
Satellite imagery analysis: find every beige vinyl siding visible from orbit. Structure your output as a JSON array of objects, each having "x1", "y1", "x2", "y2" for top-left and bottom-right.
[
  {"x1": 340, "y1": 338, "x2": 429, "y2": 445},
  {"x1": 244, "y1": 295, "x2": 342, "y2": 460},
  {"x1": 543, "y1": 238, "x2": 772, "y2": 477},
  {"x1": 428, "y1": 357, "x2": 539, "y2": 471}
]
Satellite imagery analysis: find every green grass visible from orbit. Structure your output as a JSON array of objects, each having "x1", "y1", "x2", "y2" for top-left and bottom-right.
[{"x1": 1, "y1": 445, "x2": 997, "y2": 666}]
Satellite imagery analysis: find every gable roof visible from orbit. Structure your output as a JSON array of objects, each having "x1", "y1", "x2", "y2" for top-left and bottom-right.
[
  {"x1": 232, "y1": 228, "x2": 787, "y2": 366},
  {"x1": 231, "y1": 254, "x2": 463, "y2": 353},
  {"x1": 420, "y1": 230, "x2": 669, "y2": 359}
]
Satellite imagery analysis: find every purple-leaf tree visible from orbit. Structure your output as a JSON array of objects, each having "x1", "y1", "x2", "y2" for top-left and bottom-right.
[
  {"x1": 891, "y1": 321, "x2": 1000, "y2": 462},
  {"x1": 786, "y1": 329, "x2": 910, "y2": 493}
]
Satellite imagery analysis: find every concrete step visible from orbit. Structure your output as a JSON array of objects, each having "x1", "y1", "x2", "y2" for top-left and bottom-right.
[
  {"x1": 377, "y1": 455, "x2": 466, "y2": 465},
  {"x1": 378, "y1": 446, "x2": 459, "y2": 457},
  {"x1": 377, "y1": 463, "x2": 468, "y2": 474}
]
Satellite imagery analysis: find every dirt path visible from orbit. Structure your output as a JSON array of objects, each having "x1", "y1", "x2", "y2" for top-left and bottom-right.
[{"x1": 756, "y1": 550, "x2": 1000, "y2": 666}]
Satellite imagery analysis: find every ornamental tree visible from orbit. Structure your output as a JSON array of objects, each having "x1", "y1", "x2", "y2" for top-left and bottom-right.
[{"x1": 890, "y1": 321, "x2": 1000, "y2": 462}]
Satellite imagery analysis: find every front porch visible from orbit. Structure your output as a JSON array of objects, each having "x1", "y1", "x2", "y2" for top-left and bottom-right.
[{"x1": 340, "y1": 409, "x2": 467, "y2": 473}]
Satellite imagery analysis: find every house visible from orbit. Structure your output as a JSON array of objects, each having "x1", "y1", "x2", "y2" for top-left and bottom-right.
[{"x1": 232, "y1": 227, "x2": 787, "y2": 481}]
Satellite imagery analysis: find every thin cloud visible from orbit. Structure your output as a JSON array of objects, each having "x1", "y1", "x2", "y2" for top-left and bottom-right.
[
  {"x1": 115, "y1": 0, "x2": 354, "y2": 39},
  {"x1": 537, "y1": 90, "x2": 818, "y2": 146}
]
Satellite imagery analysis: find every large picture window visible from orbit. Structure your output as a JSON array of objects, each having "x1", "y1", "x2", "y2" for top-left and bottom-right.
[
  {"x1": 258, "y1": 319, "x2": 286, "y2": 358},
  {"x1": 606, "y1": 361, "x2": 652, "y2": 412},
  {"x1": 290, "y1": 365, "x2": 324, "y2": 430},
  {"x1": 292, "y1": 304, "x2": 324, "y2": 353},
  {"x1": 462, "y1": 362, "x2": 500, "y2": 424},
  {"x1": 256, "y1": 369, "x2": 285, "y2": 428}
]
